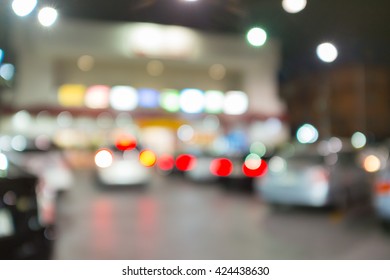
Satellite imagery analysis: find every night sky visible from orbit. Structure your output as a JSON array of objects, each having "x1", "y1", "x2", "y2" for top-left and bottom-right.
[{"x1": 3, "y1": 0, "x2": 390, "y2": 81}]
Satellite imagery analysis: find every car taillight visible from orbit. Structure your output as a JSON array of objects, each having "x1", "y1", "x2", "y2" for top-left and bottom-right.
[
  {"x1": 210, "y1": 158, "x2": 233, "y2": 177},
  {"x1": 157, "y1": 154, "x2": 174, "y2": 171},
  {"x1": 375, "y1": 182, "x2": 390, "y2": 195},
  {"x1": 115, "y1": 135, "x2": 137, "y2": 151},
  {"x1": 242, "y1": 158, "x2": 268, "y2": 177},
  {"x1": 175, "y1": 154, "x2": 197, "y2": 171}
]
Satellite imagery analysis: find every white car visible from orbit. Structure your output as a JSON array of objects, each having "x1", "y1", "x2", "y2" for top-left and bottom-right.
[
  {"x1": 94, "y1": 147, "x2": 152, "y2": 187},
  {"x1": 256, "y1": 148, "x2": 372, "y2": 208}
]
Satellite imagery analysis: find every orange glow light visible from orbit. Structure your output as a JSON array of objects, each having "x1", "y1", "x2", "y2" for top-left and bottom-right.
[{"x1": 139, "y1": 150, "x2": 157, "y2": 167}]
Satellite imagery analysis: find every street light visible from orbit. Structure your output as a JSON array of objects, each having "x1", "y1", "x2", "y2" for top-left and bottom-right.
[
  {"x1": 12, "y1": 0, "x2": 37, "y2": 17},
  {"x1": 316, "y1": 42, "x2": 338, "y2": 139},
  {"x1": 38, "y1": 7, "x2": 58, "y2": 27},
  {"x1": 246, "y1": 27, "x2": 267, "y2": 47},
  {"x1": 316, "y1": 42, "x2": 338, "y2": 63},
  {"x1": 282, "y1": 0, "x2": 307, "y2": 14}
]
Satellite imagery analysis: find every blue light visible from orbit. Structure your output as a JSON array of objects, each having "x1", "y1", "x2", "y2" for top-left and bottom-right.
[
  {"x1": 0, "y1": 49, "x2": 3, "y2": 64},
  {"x1": 138, "y1": 88, "x2": 160, "y2": 108}
]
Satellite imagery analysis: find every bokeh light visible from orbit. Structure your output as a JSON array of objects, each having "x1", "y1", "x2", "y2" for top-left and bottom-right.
[
  {"x1": 180, "y1": 88, "x2": 205, "y2": 113},
  {"x1": 176, "y1": 154, "x2": 197, "y2": 171},
  {"x1": 11, "y1": 135, "x2": 27, "y2": 152},
  {"x1": 250, "y1": 141, "x2": 267, "y2": 157},
  {"x1": 351, "y1": 132, "x2": 367, "y2": 149},
  {"x1": 109, "y1": 86, "x2": 138, "y2": 111},
  {"x1": 57, "y1": 111, "x2": 73, "y2": 128},
  {"x1": 157, "y1": 154, "x2": 175, "y2": 171},
  {"x1": 177, "y1": 124, "x2": 194, "y2": 142},
  {"x1": 58, "y1": 84, "x2": 86, "y2": 107},
  {"x1": 0, "y1": 49, "x2": 4, "y2": 64},
  {"x1": 77, "y1": 55, "x2": 95, "y2": 72},
  {"x1": 38, "y1": 7, "x2": 58, "y2": 27},
  {"x1": 363, "y1": 155, "x2": 381, "y2": 173},
  {"x1": 316, "y1": 42, "x2": 338, "y2": 63},
  {"x1": 246, "y1": 27, "x2": 267, "y2": 47},
  {"x1": 244, "y1": 153, "x2": 262, "y2": 170},
  {"x1": 328, "y1": 137, "x2": 343, "y2": 153},
  {"x1": 269, "y1": 156, "x2": 287, "y2": 173},
  {"x1": 210, "y1": 158, "x2": 233, "y2": 177},
  {"x1": 12, "y1": 0, "x2": 37, "y2": 17},
  {"x1": 282, "y1": 0, "x2": 307, "y2": 13},
  {"x1": 85, "y1": 85, "x2": 110, "y2": 109},
  {"x1": 115, "y1": 135, "x2": 137, "y2": 151},
  {"x1": 160, "y1": 89, "x2": 180, "y2": 112},
  {"x1": 296, "y1": 123, "x2": 319, "y2": 144},
  {"x1": 0, "y1": 136, "x2": 12, "y2": 152},
  {"x1": 12, "y1": 110, "x2": 32, "y2": 132},
  {"x1": 146, "y1": 60, "x2": 164, "y2": 76},
  {"x1": 0, "y1": 153, "x2": 8, "y2": 171},
  {"x1": 0, "y1": 64, "x2": 15, "y2": 81},
  {"x1": 204, "y1": 90, "x2": 224, "y2": 114},
  {"x1": 138, "y1": 88, "x2": 160, "y2": 108},
  {"x1": 243, "y1": 158, "x2": 268, "y2": 177},
  {"x1": 95, "y1": 149, "x2": 113, "y2": 168},
  {"x1": 139, "y1": 150, "x2": 157, "y2": 167},
  {"x1": 35, "y1": 135, "x2": 51, "y2": 151},
  {"x1": 208, "y1": 64, "x2": 226, "y2": 80},
  {"x1": 203, "y1": 115, "x2": 220, "y2": 131},
  {"x1": 223, "y1": 91, "x2": 248, "y2": 115}
]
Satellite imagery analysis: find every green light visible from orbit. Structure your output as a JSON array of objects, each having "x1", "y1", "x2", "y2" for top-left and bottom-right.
[
  {"x1": 247, "y1": 27, "x2": 267, "y2": 47},
  {"x1": 250, "y1": 141, "x2": 267, "y2": 157},
  {"x1": 160, "y1": 89, "x2": 180, "y2": 112}
]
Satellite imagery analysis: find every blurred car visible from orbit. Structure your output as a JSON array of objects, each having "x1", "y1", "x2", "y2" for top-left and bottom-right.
[
  {"x1": 255, "y1": 146, "x2": 372, "y2": 209},
  {"x1": 370, "y1": 147, "x2": 390, "y2": 224},
  {"x1": 218, "y1": 155, "x2": 257, "y2": 193},
  {"x1": 94, "y1": 145, "x2": 152, "y2": 187},
  {"x1": 0, "y1": 153, "x2": 52, "y2": 259},
  {"x1": 5, "y1": 143, "x2": 73, "y2": 226},
  {"x1": 185, "y1": 154, "x2": 218, "y2": 183}
]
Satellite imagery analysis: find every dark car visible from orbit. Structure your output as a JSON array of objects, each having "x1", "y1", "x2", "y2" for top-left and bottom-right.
[{"x1": 0, "y1": 153, "x2": 53, "y2": 259}]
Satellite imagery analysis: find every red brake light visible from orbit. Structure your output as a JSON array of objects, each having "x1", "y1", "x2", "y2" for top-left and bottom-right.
[
  {"x1": 115, "y1": 135, "x2": 137, "y2": 151},
  {"x1": 157, "y1": 154, "x2": 175, "y2": 171},
  {"x1": 175, "y1": 154, "x2": 196, "y2": 171},
  {"x1": 242, "y1": 159, "x2": 268, "y2": 177},
  {"x1": 210, "y1": 158, "x2": 233, "y2": 177}
]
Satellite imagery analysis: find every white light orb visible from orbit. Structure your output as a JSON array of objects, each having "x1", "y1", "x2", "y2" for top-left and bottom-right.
[
  {"x1": 38, "y1": 7, "x2": 58, "y2": 27},
  {"x1": 12, "y1": 0, "x2": 37, "y2": 17},
  {"x1": 247, "y1": 27, "x2": 267, "y2": 47},
  {"x1": 316, "y1": 42, "x2": 338, "y2": 63},
  {"x1": 282, "y1": 0, "x2": 307, "y2": 14}
]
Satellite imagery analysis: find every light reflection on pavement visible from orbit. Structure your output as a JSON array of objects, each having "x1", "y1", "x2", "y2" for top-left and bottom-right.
[{"x1": 53, "y1": 171, "x2": 390, "y2": 259}]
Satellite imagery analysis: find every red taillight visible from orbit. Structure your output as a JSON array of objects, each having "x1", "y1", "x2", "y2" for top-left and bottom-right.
[
  {"x1": 115, "y1": 135, "x2": 137, "y2": 151},
  {"x1": 210, "y1": 158, "x2": 233, "y2": 177},
  {"x1": 242, "y1": 159, "x2": 268, "y2": 177},
  {"x1": 375, "y1": 182, "x2": 390, "y2": 195},
  {"x1": 175, "y1": 154, "x2": 196, "y2": 171},
  {"x1": 157, "y1": 154, "x2": 175, "y2": 171}
]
